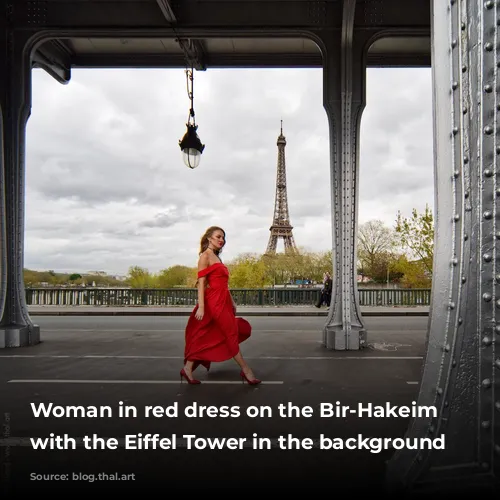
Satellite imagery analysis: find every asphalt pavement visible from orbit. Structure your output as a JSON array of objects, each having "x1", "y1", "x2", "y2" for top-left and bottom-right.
[
  {"x1": 0, "y1": 315, "x2": 427, "y2": 493},
  {"x1": 27, "y1": 305, "x2": 430, "y2": 316}
]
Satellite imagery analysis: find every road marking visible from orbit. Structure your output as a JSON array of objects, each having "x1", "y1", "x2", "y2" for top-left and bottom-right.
[
  {"x1": 7, "y1": 379, "x2": 283, "y2": 385},
  {"x1": 406, "y1": 381, "x2": 419, "y2": 384},
  {"x1": 40, "y1": 329, "x2": 325, "y2": 333},
  {"x1": 0, "y1": 355, "x2": 423, "y2": 360}
]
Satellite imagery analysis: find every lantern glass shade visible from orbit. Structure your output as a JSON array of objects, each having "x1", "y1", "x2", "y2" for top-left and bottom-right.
[
  {"x1": 182, "y1": 148, "x2": 201, "y2": 169},
  {"x1": 179, "y1": 123, "x2": 205, "y2": 169}
]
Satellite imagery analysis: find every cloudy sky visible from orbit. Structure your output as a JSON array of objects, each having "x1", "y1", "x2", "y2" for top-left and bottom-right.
[{"x1": 25, "y1": 66, "x2": 433, "y2": 276}]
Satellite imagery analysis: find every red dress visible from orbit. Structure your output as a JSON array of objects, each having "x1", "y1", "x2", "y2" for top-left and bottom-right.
[{"x1": 184, "y1": 262, "x2": 251, "y2": 371}]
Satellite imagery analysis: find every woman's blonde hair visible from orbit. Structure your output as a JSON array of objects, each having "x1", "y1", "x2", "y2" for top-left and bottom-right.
[{"x1": 199, "y1": 226, "x2": 226, "y2": 255}]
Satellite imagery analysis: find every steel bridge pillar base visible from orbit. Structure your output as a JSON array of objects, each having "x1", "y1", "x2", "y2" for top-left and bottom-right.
[
  {"x1": 0, "y1": 324, "x2": 40, "y2": 348},
  {"x1": 323, "y1": 323, "x2": 366, "y2": 351}
]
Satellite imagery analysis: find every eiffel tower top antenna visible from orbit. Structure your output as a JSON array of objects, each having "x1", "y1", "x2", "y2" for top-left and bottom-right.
[{"x1": 265, "y1": 121, "x2": 298, "y2": 255}]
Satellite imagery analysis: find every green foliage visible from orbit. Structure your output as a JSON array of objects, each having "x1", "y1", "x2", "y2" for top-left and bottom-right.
[
  {"x1": 157, "y1": 265, "x2": 194, "y2": 288},
  {"x1": 395, "y1": 205, "x2": 434, "y2": 274},
  {"x1": 363, "y1": 251, "x2": 403, "y2": 283},
  {"x1": 126, "y1": 266, "x2": 155, "y2": 288},
  {"x1": 228, "y1": 253, "x2": 270, "y2": 288},
  {"x1": 391, "y1": 255, "x2": 432, "y2": 288}
]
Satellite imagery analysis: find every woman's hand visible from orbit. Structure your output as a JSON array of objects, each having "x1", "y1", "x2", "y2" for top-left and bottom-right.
[{"x1": 195, "y1": 306, "x2": 204, "y2": 320}]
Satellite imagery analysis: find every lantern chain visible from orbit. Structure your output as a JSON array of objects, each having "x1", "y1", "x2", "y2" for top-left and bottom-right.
[{"x1": 185, "y1": 65, "x2": 196, "y2": 127}]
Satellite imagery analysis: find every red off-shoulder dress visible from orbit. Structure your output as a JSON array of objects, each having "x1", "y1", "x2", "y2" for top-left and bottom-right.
[{"x1": 184, "y1": 262, "x2": 251, "y2": 371}]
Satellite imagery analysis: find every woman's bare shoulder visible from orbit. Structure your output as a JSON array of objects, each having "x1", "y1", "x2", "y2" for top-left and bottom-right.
[{"x1": 198, "y1": 251, "x2": 210, "y2": 270}]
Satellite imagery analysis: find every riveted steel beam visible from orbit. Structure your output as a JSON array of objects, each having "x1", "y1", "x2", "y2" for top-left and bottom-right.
[
  {"x1": 386, "y1": 0, "x2": 500, "y2": 493},
  {"x1": 321, "y1": 0, "x2": 367, "y2": 351}
]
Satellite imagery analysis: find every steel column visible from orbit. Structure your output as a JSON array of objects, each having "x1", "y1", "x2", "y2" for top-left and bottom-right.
[
  {"x1": 385, "y1": 0, "x2": 499, "y2": 492},
  {"x1": 321, "y1": 0, "x2": 367, "y2": 350},
  {"x1": 0, "y1": 13, "x2": 39, "y2": 348}
]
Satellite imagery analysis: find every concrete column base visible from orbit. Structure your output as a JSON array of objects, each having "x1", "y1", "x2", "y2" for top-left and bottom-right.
[{"x1": 0, "y1": 325, "x2": 40, "y2": 348}]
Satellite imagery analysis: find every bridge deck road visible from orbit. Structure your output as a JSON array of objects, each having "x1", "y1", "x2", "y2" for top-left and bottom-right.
[{"x1": 0, "y1": 316, "x2": 427, "y2": 493}]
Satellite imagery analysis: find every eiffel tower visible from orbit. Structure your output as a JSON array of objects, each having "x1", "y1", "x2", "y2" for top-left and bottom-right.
[{"x1": 265, "y1": 121, "x2": 298, "y2": 254}]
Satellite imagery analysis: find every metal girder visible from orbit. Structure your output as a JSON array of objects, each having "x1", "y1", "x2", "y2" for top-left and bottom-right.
[
  {"x1": 367, "y1": 53, "x2": 430, "y2": 67},
  {"x1": 65, "y1": 50, "x2": 429, "y2": 69},
  {"x1": 10, "y1": 0, "x2": 428, "y2": 31},
  {"x1": 70, "y1": 52, "x2": 322, "y2": 69},
  {"x1": 176, "y1": 38, "x2": 207, "y2": 70},
  {"x1": 155, "y1": 2, "x2": 206, "y2": 70},
  {"x1": 156, "y1": 0, "x2": 177, "y2": 23},
  {"x1": 32, "y1": 40, "x2": 72, "y2": 84}
]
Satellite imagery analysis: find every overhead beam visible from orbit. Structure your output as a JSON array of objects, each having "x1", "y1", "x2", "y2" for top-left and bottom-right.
[
  {"x1": 154, "y1": 2, "x2": 206, "y2": 70},
  {"x1": 32, "y1": 40, "x2": 72, "y2": 84},
  {"x1": 69, "y1": 51, "x2": 429, "y2": 69},
  {"x1": 367, "y1": 53, "x2": 430, "y2": 67},
  {"x1": 176, "y1": 38, "x2": 207, "y2": 70},
  {"x1": 39, "y1": 0, "x2": 338, "y2": 28},
  {"x1": 71, "y1": 51, "x2": 321, "y2": 68},
  {"x1": 13, "y1": 1, "x2": 429, "y2": 31},
  {"x1": 156, "y1": 0, "x2": 177, "y2": 23}
]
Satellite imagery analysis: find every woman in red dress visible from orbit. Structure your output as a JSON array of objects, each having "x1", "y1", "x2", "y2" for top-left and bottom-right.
[{"x1": 181, "y1": 226, "x2": 261, "y2": 385}]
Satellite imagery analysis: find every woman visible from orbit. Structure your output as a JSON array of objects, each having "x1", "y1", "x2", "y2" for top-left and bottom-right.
[
  {"x1": 181, "y1": 226, "x2": 261, "y2": 385},
  {"x1": 315, "y1": 272, "x2": 332, "y2": 308}
]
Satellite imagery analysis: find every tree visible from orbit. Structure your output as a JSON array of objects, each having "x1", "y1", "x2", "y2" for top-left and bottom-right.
[
  {"x1": 357, "y1": 220, "x2": 398, "y2": 280},
  {"x1": 227, "y1": 254, "x2": 270, "y2": 288},
  {"x1": 126, "y1": 266, "x2": 155, "y2": 288},
  {"x1": 395, "y1": 205, "x2": 434, "y2": 275},
  {"x1": 391, "y1": 254, "x2": 431, "y2": 288},
  {"x1": 158, "y1": 265, "x2": 195, "y2": 288}
]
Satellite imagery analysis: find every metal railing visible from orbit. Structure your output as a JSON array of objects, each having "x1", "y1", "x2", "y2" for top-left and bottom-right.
[{"x1": 25, "y1": 287, "x2": 432, "y2": 307}]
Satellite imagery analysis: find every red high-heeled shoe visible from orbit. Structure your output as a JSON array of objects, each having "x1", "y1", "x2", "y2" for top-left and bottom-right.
[
  {"x1": 180, "y1": 368, "x2": 201, "y2": 385},
  {"x1": 240, "y1": 370, "x2": 261, "y2": 385}
]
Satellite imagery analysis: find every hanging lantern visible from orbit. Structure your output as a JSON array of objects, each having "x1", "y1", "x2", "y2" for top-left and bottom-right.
[
  {"x1": 179, "y1": 123, "x2": 205, "y2": 169},
  {"x1": 179, "y1": 67, "x2": 205, "y2": 168}
]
